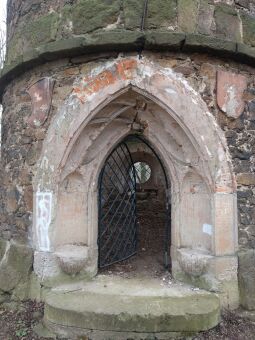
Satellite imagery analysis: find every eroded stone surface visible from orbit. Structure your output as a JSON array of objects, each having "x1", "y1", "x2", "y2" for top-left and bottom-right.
[
  {"x1": 217, "y1": 70, "x2": 247, "y2": 118},
  {"x1": 26, "y1": 78, "x2": 55, "y2": 128},
  {"x1": 177, "y1": 248, "x2": 213, "y2": 277},
  {"x1": 55, "y1": 245, "x2": 89, "y2": 275},
  {"x1": 238, "y1": 250, "x2": 255, "y2": 310},
  {"x1": 3, "y1": 0, "x2": 255, "y2": 66},
  {"x1": 44, "y1": 276, "x2": 220, "y2": 335},
  {"x1": 0, "y1": 240, "x2": 33, "y2": 294}
]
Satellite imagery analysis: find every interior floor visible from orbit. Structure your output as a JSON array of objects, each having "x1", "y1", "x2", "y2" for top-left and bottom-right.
[
  {"x1": 99, "y1": 136, "x2": 170, "y2": 279},
  {"x1": 100, "y1": 195, "x2": 169, "y2": 279}
]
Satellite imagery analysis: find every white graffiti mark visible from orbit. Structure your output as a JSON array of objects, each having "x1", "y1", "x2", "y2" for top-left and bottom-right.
[
  {"x1": 203, "y1": 223, "x2": 213, "y2": 236},
  {"x1": 36, "y1": 192, "x2": 52, "y2": 251}
]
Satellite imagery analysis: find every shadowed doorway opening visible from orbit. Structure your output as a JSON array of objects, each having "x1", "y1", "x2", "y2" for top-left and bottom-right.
[{"x1": 98, "y1": 135, "x2": 171, "y2": 278}]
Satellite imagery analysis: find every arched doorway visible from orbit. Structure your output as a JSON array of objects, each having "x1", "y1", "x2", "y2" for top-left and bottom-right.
[
  {"x1": 34, "y1": 57, "x2": 238, "y2": 308},
  {"x1": 98, "y1": 135, "x2": 170, "y2": 276}
]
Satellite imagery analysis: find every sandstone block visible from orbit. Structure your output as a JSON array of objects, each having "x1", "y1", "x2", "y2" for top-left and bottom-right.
[
  {"x1": 217, "y1": 70, "x2": 247, "y2": 118},
  {"x1": 177, "y1": 248, "x2": 213, "y2": 277},
  {"x1": 241, "y1": 12, "x2": 255, "y2": 47},
  {"x1": 215, "y1": 4, "x2": 242, "y2": 42},
  {"x1": 55, "y1": 245, "x2": 89, "y2": 275},
  {"x1": 0, "y1": 241, "x2": 33, "y2": 293},
  {"x1": 238, "y1": 249, "x2": 255, "y2": 310},
  {"x1": 6, "y1": 188, "x2": 19, "y2": 213},
  {"x1": 178, "y1": 0, "x2": 199, "y2": 33},
  {"x1": 62, "y1": 0, "x2": 121, "y2": 35},
  {"x1": 197, "y1": 0, "x2": 215, "y2": 35},
  {"x1": 147, "y1": 0, "x2": 177, "y2": 29},
  {"x1": 237, "y1": 173, "x2": 255, "y2": 186}
]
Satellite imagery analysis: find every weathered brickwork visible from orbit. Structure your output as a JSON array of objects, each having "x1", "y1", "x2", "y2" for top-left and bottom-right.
[{"x1": 0, "y1": 0, "x2": 255, "y2": 314}]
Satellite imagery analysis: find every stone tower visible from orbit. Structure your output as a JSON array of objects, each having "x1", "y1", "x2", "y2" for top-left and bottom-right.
[{"x1": 0, "y1": 0, "x2": 255, "y2": 337}]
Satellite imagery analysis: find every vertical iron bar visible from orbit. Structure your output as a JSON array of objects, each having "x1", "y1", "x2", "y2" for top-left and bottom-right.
[{"x1": 140, "y1": 0, "x2": 149, "y2": 32}]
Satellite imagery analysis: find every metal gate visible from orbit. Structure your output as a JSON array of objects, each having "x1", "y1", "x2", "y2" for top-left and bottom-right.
[{"x1": 98, "y1": 142, "x2": 137, "y2": 268}]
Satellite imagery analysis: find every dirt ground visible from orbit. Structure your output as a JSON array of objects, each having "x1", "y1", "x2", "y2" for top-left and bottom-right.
[
  {"x1": 0, "y1": 301, "x2": 46, "y2": 340},
  {"x1": 0, "y1": 300, "x2": 255, "y2": 340},
  {"x1": 99, "y1": 197, "x2": 168, "y2": 279}
]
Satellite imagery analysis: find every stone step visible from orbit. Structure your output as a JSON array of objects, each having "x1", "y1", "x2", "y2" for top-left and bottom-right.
[{"x1": 44, "y1": 275, "x2": 220, "y2": 339}]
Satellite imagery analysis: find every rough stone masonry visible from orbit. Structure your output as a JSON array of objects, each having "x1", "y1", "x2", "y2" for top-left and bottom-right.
[{"x1": 0, "y1": 0, "x2": 255, "y2": 324}]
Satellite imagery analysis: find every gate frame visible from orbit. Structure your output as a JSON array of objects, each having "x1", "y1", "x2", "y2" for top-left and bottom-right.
[{"x1": 98, "y1": 141, "x2": 137, "y2": 268}]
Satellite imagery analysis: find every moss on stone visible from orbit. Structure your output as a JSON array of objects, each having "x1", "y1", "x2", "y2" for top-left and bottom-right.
[
  {"x1": 24, "y1": 13, "x2": 59, "y2": 47},
  {"x1": 238, "y1": 250, "x2": 255, "y2": 310},
  {"x1": 123, "y1": 0, "x2": 177, "y2": 30},
  {"x1": 5, "y1": 32, "x2": 24, "y2": 65},
  {"x1": 0, "y1": 242, "x2": 33, "y2": 293},
  {"x1": 6, "y1": 13, "x2": 59, "y2": 64},
  {"x1": 123, "y1": 0, "x2": 144, "y2": 29},
  {"x1": 63, "y1": 0, "x2": 121, "y2": 35},
  {"x1": 0, "y1": 239, "x2": 7, "y2": 260},
  {"x1": 145, "y1": 31, "x2": 185, "y2": 50},
  {"x1": 178, "y1": 0, "x2": 199, "y2": 33},
  {"x1": 146, "y1": 0, "x2": 177, "y2": 29},
  {"x1": 215, "y1": 3, "x2": 237, "y2": 16},
  {"x1": 214, "y1": 4, "x2": 241, "y2": 42},
  {"x1": 241, "y1": 13, "x2": 255, "y2": 47},
  {"x1": 184, "y1": 34, "x2": 237, "y2": 54}
]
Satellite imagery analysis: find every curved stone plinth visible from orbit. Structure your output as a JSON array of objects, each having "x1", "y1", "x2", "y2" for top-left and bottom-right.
[
  {"x1": 44, "y1": 276, "x2": 220, "y2": 338},
  {"x1": 55, "y1": 244, "x2": 89, "y2": 275}
]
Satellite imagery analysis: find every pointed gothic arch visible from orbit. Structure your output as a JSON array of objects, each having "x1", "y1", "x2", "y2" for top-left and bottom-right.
[{"x1": 33, "y1": 57, "x2": 238, "y2": 308}]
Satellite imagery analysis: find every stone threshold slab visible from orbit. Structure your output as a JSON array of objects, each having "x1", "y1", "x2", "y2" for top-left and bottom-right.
[{"x1": 44, "y1": 275, "x2": 220, "y2": 338}]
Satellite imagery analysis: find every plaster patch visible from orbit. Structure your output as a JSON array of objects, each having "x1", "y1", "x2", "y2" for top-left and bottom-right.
[
  {"x1": 36, "y1": 192, "x2": 52, "y2": 251},
  {"x1": 165, "y1": 88, "x2": 177, "y2": 95},
  {"x1": 203, "y1": 223, "x2": 213, "y2": 236}
]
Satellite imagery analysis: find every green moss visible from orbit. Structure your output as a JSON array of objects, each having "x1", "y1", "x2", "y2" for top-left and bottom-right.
[
  {"x1": 214, "y1": 4, "x2": 241, "y2": 42},
  {"x1": 123, "y1": 0, "x2": 144, "y2": 29},
  {"x1": 6, "y1": 32, "x2": 24, "y2": 65},
  {"x1": 0, "y1": 239, "x2": 7, "y2": 261},
  {"x1": 241, "y1": 13, "x2": 255, "y2": 47},
  {"x1": 145, "y1": 31, "x2": 185, "y2": 50},
  {"x1": 215, "y1": 3, "x2": 237, "y2": 16},
  {"x1": 184, "y1": 34, "x2": 237, "y2": 53},
  {"x1": 63, "y1": 0, "x2": 121, "y2": 35},
  {"x1": 123, "y1": 0, "x2": 177, "y2": 30},
  {"x1": 147, "y1": 0, "x2": 177, "y2": 29},
  {"x1": 23, "y1": 13, "x2": 59, "y2": 47},
  {"x1": 178, "y1": 0, "x2": 199, "y2": 33},
  {"x1": 6, "y1": 13, "x2": 59, "y2": 64},
  {"x1": 0, "y1": 242, "x2": 33, "y2": 293},
  {"x1": 238, "y1": 250, "x2": 255, "y2": 310}
]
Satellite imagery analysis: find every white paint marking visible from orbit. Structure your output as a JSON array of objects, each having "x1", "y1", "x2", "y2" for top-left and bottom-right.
[
  {"x1": 203, "y1": 223, "x2": 213, "y2": 236},
  {"x1": 36, "y1": 192, "x2": 52, "y2": 251},
  {"x1": 165, "y1": 88, "x2": 176, "y2": 95}
]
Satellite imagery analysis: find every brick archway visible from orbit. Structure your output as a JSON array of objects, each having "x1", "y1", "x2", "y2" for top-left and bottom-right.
[{"x1": 33, "y1": 57, "x2": 238, "y2": 308}]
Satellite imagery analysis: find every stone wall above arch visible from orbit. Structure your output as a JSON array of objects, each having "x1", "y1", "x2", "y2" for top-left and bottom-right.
[
  {"x1": 1, "y1": 0, "x2": 255, "y2": 100},
  {"x1": 35, "y1": 56, "x2": 235, "y2": 193}
]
